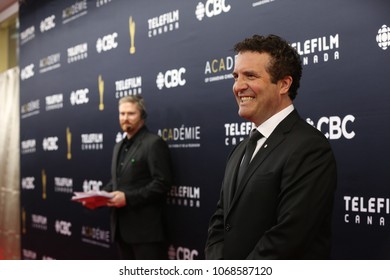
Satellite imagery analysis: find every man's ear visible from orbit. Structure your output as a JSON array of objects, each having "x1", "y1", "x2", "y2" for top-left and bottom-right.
[{"x1": 278, "y1": 76, "x2": 293, "y2": 95}]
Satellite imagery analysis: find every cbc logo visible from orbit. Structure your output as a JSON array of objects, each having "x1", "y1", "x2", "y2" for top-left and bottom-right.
[
  {"x1": 96, "y1": 32, "x2": 118, "y2": 53},
  {"x1": 21, "y1": 177, "x2": 35, "y2": 190},
  {"x1": 55, "y1": 220, "x2": 72, "y2": 236},
  {"x1": 306, "y1": 115, "x2": 355, "y2": 140},
  {"x1": 42, "y1": 137, "x2": 59, "y2": 151},
  {"x1": 195, "y1": 0, "x2": 231, "y2": 21},
  {"x1": 376, "y1": 24, "x2": 390, "y2": 50},
  {"x1": 168, "y1": 245, "x2": 198, "y2": 260},
  {"x1": 21, "y1": 64, "x2": 35, "y2": 80},
  {"x1": 23, "y1": 249, "x2": 37, "y2": 260},
  {"x1": 70, "y1": 88, "x2": 89, "y2": 105},
  {"x1": 40, "y1": 15, "x2": 56, "y2": 33},
  {"x1": 156, "y1": 68, "x2": 186, "y2": 90},
  {"x1": 83, "y1": 180, "x2": 103, "y2": 192}
]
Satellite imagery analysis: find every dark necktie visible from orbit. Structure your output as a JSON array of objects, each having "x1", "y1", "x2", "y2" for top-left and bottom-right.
[{"x1": 236, "y1": 129, "x2": 263, "y2": 186}]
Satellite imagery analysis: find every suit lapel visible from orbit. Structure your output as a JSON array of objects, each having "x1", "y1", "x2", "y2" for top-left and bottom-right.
[
  {"x1": 227, "y1": 110, "x2": 301, "y2": 215},
  {"x1": 229, "y1": 134, "x2": 285, "y2": 208},
  {"x1": 226, "y1": 141, "x2": 247, "y2": 207},
  {"x1": 111, "y1": 142, "x2": 122, "y2": 190}
]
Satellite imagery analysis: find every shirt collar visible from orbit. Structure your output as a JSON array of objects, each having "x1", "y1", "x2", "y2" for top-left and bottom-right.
[{"x1": 256, "y1": 104, "x2": 294, "y2": 138}]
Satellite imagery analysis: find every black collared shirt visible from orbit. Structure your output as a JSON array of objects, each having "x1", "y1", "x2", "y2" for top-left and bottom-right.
[
  {"x1": 117, "y1": 137, "x2": 133, "y2": 173},
  {"x1": 116, "y1": 126, "x2": 146, "y2": 175}
]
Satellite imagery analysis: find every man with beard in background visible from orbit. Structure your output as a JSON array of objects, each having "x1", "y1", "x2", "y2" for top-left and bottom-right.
[{"x1": 86, "y1": 95, "x2": 173, "y2": 260}]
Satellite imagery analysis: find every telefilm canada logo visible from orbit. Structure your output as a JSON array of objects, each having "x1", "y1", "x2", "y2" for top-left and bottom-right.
[
  {"x1": 81, "y1": 133, "x2": 104, "y2": 150},
  {"x1": 115, "y1": 76, "x2": 142, "y2": 98},
  {"x1": 224, "y1": 121, "x2": 254, "y2": 146},
  {"x1": 290, "y1": 34, "x2": 340, "y2": 66},
  {"x1": 45, "y1": 93, "x2": 63, "y2": 111},
  {"x1": 20, "y1": 25, "x2": 35, "y2": 45},
  {"x1": 343, "y1": 196, "x2": 389, "y2": 226},
  {"x1": 54, "y1": 177, "x2": 73, "y2": 193},
  {"x1": 31, "y1": 214, "x2": 48, "y2": 231},
  {"x1": 148, "y1": 10, "x2": 180, "y2": 37},
  {"x1": 21, "y1": 139, "x2": 37, "y2": 154},
  {"x1": 67, "y1": 43, "x2": 88, "y2": 63},
  {"x1": 167, "y1": 185, "x2": 201, "y2": 208}
]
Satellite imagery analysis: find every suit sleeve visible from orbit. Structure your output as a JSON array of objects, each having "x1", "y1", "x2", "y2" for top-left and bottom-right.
[
  {"x1": 122, "y1": 138, "x2": 173, "y2": 207},
  {"x1": 247, "y1": 136, "x2": 337, "y2": 259},
  {"x1": 205, "y1": 144, "x2": 243, "y2": 259}
]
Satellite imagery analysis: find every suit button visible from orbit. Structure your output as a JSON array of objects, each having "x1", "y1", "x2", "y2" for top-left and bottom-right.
[{"x1": 225, "y1": 224, "x2": 231, "y2": 232}]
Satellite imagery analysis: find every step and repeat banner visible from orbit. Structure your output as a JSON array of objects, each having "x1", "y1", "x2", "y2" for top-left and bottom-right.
[{"x1": 19, "y1": 0, "x2": 390, "y2": 259}]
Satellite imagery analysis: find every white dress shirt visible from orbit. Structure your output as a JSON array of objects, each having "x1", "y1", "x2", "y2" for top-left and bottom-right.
[{"x1": 250, "y1": 104, "x2": 295, "y2": 161}]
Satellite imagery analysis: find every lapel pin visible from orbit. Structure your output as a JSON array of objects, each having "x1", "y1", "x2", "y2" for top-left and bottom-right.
[
  {"x1": 131, "y1": 158, "x2": 136, "y2": 164},
  {"x1": 264, "y1": 144, "x2": 268, "y2": 148}
]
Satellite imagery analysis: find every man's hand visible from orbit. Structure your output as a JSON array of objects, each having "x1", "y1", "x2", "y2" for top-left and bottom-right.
[{"x1": 106, "y1": 191, "x2": 126, "y2": 208}]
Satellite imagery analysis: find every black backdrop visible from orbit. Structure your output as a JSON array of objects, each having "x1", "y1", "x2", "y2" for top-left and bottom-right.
[{"x1": 19, "y1": 0, "x2": 390, "y2": 259}]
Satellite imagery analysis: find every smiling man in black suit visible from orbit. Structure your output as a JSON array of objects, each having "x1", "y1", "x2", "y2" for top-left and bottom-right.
[{"x1": 205, "y1": 34, "x2": 337, "y2": 259}]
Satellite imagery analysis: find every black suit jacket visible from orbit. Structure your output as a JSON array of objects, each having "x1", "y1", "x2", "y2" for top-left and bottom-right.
[
  {"x1": 205, "y1": 110, "x2": 337, "y2": 259},
  {"x1": 103, "y1": 126, "x2": 173, "y2": 244}
]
